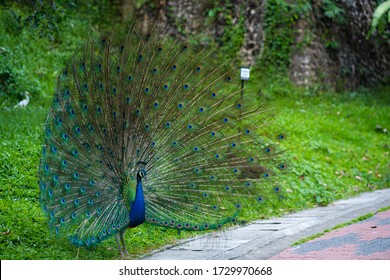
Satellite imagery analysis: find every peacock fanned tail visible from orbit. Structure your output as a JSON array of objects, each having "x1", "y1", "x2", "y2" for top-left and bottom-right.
[{"x1": 38, "y1": 22, "x2": 287, "y2": 247}]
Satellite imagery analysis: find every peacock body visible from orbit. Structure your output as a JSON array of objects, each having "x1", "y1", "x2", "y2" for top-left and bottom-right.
[{"x1": 38, "y1": 23, "x2": 286, "y2": 256}]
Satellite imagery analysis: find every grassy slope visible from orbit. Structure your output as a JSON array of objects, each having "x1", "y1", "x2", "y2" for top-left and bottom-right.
[
  {"x1": 273, "y1": 87, "x2": 389, "y2": 206},
  {"x1": 1, "y1": 83, "x2": 388, "y2": 259}
]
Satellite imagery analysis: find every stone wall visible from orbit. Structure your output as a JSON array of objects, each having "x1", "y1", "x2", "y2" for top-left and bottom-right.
[
  {"x1": 288, "y1": 0, "x2": 390, "y2": 88},
  {"x1": 120, "y1": 0, "x2": 389, "y2": 90}
]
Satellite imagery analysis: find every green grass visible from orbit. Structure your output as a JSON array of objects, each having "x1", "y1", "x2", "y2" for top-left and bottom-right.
[
  {"x1": 268, "y1": 83, "x2": 390, "y2": 208},
  {"x1": 1, "y1": 83, "x2": 388, "y2": 259},
  {"x1": 378, "y1": 205, "x2": 390, "y2": 212}
]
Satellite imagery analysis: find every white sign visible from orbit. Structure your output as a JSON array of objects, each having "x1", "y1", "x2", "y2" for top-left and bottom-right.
[{"x1": 240, "y1": 67, "x2": 250, "y2": 80}]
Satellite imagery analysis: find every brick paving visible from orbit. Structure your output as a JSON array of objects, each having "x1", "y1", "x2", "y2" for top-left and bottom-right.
[{"x1": 270, "y1": 209, "x2": 390, "y2": 260}]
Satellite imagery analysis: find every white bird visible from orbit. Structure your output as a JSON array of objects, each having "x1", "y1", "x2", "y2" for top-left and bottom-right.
[{"x1": 14, "y1": 91, "x2": 30, "y2": 108}]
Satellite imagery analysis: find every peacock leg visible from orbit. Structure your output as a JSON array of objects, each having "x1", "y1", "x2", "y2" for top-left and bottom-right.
[
  {"x1": 120, "y1": 229, "x2": 129, "y2": 255},
  {"x1": 115, "y1": 233, "x2": 124, "y2": 257}
]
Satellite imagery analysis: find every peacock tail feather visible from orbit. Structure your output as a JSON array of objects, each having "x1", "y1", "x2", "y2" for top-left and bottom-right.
[{"x1": 38, "y1": 22, "x2": 287, "y2": 247}]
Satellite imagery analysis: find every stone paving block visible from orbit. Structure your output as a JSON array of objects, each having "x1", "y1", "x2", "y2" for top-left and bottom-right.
[
  {"x1": 287, "y1": 209, "x2": 337, "y2": 217},
  {"x1": 213, "y1": 229, "x2": 268, "y2": 241},
  {"x1": 174, "y1": 238, "x2": 249, "y2": 251},
  {"x1": 269, "y1": 217, "x2": 315, "y2": 224},
  {"x1": 211, "y1": 231, "x2": 286, "y2": 260},
  {"x1": 279, "y1": 219, "x2": 322, "y2": 235},
  {"x1": 146, "y1": 249, "x2": 223, "y2": 260},
  {"x1": 246, "y1": 222, "x2": 293, "y2": 230}
]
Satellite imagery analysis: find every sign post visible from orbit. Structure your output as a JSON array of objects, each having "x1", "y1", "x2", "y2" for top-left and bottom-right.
[
  {"x1": 240, "y1": 66, "x2": 250, "y2": 99},
  {"x1": 238, "y1": 66, "x2": 250, "y2": 135}
]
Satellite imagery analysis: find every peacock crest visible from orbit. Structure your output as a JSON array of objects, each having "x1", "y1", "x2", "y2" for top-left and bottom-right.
[{"x1": 38, "y1": 22, "x2": 287, "y2": 255}]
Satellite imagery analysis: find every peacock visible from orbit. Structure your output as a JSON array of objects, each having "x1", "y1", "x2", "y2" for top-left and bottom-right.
[{"x1": 38, "y1": 22, "x2": 287, "y2": 257}]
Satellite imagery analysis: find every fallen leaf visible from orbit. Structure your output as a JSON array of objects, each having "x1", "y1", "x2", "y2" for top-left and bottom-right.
[{"x1": 355, "y1": 175, "x2": 362, "y2": 181}]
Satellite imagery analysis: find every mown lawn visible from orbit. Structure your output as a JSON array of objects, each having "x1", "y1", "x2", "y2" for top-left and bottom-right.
[{"x1": 1, "y1": 83, "x2": 388, "y2": 259}]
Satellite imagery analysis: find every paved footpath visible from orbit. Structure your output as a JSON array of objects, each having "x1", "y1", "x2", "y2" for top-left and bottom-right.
[
  {"x1": 142, "y1": 188, "x2": 390, "y2": 260},
  {"x1": 270, "y1": 208, "x2": 390, "y2": 259}
]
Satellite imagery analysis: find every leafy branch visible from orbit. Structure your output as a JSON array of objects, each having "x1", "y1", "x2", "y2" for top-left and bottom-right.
[{"x1": 370, "y1": 0, "x2": 390, "y2": 34}]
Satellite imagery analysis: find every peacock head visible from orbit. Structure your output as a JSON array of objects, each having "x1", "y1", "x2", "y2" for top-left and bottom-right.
[
  {"x1": 137, "y1": 169, "x2": 146, "y2": 181},
  {"x1": 136, "y1": 161, "x2": 147, "y2": 182}
]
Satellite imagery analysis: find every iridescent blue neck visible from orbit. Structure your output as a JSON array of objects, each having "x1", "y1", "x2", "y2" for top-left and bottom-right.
[{"x1": 128, "y1": 175, "x2": 145, "y2": 227}]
